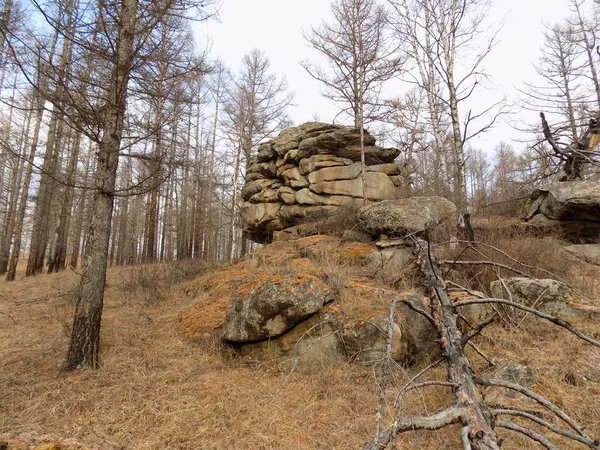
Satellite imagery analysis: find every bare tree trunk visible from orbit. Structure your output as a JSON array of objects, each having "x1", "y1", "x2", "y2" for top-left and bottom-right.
[
  {"x1": 0, "y1": 84, "x2": 28, "y2": 274},
  {"x1": 69, "y1": 145, "x2": 92, "y2": 269},
  {"x1": 6, "y1": 91, "x2": 47, "y2": 281},
  {"x1": 205, "y1": 104, "x2": 218, "y2": 261},
  {"x1": 571, "y1": 0, "x2": 600, "y2": 108},
  {"x1": 228, "y1": 140, "x2": 242, "y2": 261},
  {"x1": 48, "y1": 131, "x2": 81, "y2": 273},
  {"x1": 434, "y1": 0, "x2": 467, "y2": 210},
  {"x1": 63, "y1": 0, "x2": 138, "y2": 371}
]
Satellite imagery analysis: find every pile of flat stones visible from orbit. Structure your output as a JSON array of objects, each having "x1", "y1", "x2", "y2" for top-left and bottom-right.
[{"x1": 241, "y1": 122, "x2": 401, "y2": 243}]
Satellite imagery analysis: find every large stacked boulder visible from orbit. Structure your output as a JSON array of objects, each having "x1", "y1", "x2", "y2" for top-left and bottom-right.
[
  {"x1": 242, "y1": 123, "x2": 401, "y2": 243},
  {"x1": 357, "y1": 197, "x2": 458, "y2": 240},
  {"x1": 525, "y1": 181, "x2": 600, "y2": 241}
]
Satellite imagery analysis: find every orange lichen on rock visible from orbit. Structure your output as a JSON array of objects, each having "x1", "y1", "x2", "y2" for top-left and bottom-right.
[
  {"x1": 180, "y1": 266, "x2": 271, "y2": 337},
  {"x1": 336, "y1": 242, "x2": 373, "y2": 264},
  {"x1": 295, "y1": 235, "x2": 341, "y2": 258}
]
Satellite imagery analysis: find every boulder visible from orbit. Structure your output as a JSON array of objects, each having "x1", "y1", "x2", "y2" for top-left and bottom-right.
[
  {"x1": 240, "y1": 312, "x2": 345, "y2": 373},
  {"x1": 357, "y1": 197, "x2": 458, "y2": 239},
  {"x1": 490, "y1": 277, "x2": 589, "y2": 323},
  {"x1": 246, "y1": 160, "x2": 277, "y2": 178},
  {"x1": 307, "y1": 162, "x2": 362, "y2": 183},
  {"x1": 281, "y1": 167, "x2": 309, "y2": 188},
  {"x1": 526, "y1": 181, "x2": 600, "y2": 241},
  {"x1": 342, "y1": 230, "x2": 373, "y2": 243},
  {"x1": 221, "y1": 274, "x2": 334, "y2": 342},
  {"x1": 242, "y1": 202, "x2": 282, "y2": 227},
  {"x1": 310, "y1": 172, "x2": 397, "y2": 200},
  {"x1": 368, "y1": 239, "x2": 413, "y2": 273},
  {"x1": 280, "y1": 204, "x2": 340, "y2": 221},
  {"x1": 277, "y1": 186, "x2": 298, "y2": 204},
  {"x1": 256, "y1": 142, "x2": 277, "y2": 162},
  {"x1": 527, "y1": 181, "x2": 600, "y2": 221},
  {"x1": 335, "y1": 145, "x2": 400, "y2": 165},
  {"x1": 564, "y1": 244, "x2": 600, "y2": 266},
  {"x1": 249, "y1": 188, "x2": 279, "y2": 203},
  {"x1": 340, "y1": 316, "x2": 412, "y2": 365},
  {"x1": 367, "y1": 163, "x2": 400, "y2": 176}
]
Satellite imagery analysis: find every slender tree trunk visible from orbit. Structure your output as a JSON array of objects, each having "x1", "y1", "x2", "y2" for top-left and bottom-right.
[
  {"x1": 205, "y1": 103, "x2": 218, "y2": 261},
  {"x1": 48, "y1": 131, "x2": 81, "y2": 273},
  {"x1": 436, "y1": 0, "x2": 468, "y2": 210},
  {"x1": 6, "y1": 93, "x2": 46, "y2": 281},
  {"x1": 64, "y1": 0, "x2": 138, "y2": 371},
  {"x1": 0, "y1": 83, "x2": 27, "y2": 274},
  {"x1": 228, "y1": 141, "x2": 242, "y2": 261},
  {"x1": 69, "y1": 146, "x2": 92, "y2": 269}
]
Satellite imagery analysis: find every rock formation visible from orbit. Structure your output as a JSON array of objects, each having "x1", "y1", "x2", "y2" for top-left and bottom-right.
[
  {"x1": 357, "y1": 197, "x2": 458, "y2": 241},
  {"x1": 525, "y1": 181, "x2": 600, "y2": 241},
  {"x1": 181, "y1": 236, "x2": 434, "y2": 372},
  {"x1": 242, "y1": 122, "x2": 401, "y2": 243}
]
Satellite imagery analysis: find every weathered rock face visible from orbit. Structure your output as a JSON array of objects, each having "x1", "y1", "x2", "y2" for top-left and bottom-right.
[
  {"x1": 525, "y1": 181, "x2": 600, "y2": 242},
  {"x1": 240, "y1": 312, "x2": 346, "y2": 373},
  {"x1": 221, "y1": 273, "x2": 334, "y2": 342},
  {"x1": 357, "y1": 197, "x2": 458, "y2": 240},
  {"x1": 340, "y1": 316, "x2": 412, "y2": 365},
  {"x1": 243, "y1": 123, "x2": 401, "y2": 243},
  {"x1": 490, "y1": 277, "x2": 590, "y2": 323},
  {"x1": 182, "y1": 236, "x2": 427, "y2": 372},
  {"x1": 564, "y1": 244, "x2": 600, "y2": 266}
]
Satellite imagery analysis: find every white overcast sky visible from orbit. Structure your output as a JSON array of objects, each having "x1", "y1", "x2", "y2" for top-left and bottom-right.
[{"x1": 195, "y1": 0, "x2": 575, "y2": 154}]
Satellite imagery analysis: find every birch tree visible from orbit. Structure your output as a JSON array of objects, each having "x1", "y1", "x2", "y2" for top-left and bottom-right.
[
  {"x1": 222, "y1": 50, "x2": 293, "y2": 260},
  {"x1": 303, "y1": 0, "x2": 403, "y2": 202},
  {"x1": 390, "y1": 0, "x2": 504, "y2": 212}
]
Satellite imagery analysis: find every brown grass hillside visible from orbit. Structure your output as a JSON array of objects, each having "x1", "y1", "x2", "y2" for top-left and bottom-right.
[{"x1": 1, "y1": 234, "x2": 599, "y2": 449}]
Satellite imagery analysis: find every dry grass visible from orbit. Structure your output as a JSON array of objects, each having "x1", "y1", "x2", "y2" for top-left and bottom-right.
[{"x1": 1, "y1": 234, "x2": 599, "y2": 449}]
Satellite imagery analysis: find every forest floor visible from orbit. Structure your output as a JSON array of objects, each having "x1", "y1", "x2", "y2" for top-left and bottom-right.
[{"x1": 1, "y1": 233, "x2": 600, "y2": 449}]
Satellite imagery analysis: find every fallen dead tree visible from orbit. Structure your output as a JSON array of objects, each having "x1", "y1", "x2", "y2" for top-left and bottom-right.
[{"x1": 364, "y1": 237, "x2": 600, "y2": 450}]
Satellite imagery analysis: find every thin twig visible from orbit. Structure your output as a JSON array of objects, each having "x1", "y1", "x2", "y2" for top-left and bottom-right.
[
  {"x1": 492, "y1": 409, "x2": 600, "y2": 448},
  {"x1": 438, "y1": 260, "x2": 531, "y2": 278},
  {"x1": 454, "y1": 298, "x2": 600, "y2": 348},
  {"x1": 475, "y1": 377, "x2": 590, "y2": 437},
  {"x1": 496, "y1": 419, "x2": 559, "y2": 450}
]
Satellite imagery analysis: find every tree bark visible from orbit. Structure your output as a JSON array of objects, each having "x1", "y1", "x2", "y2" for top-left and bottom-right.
[{"x1": 63, "y1": 0, "x2": 138, "y2": 371}]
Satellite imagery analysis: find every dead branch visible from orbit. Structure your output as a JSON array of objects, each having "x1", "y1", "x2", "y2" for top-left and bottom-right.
[
  {"x1": 496, "y1": 420, "x2": 559, "y2": 450},
  {"x1": 364, "y1": 406, "x2": 465, "y2": 450},
  {"x1": 365, "y1": 236, "x2": 599, "y2": 449},
  {"x1": 396, "y1": 296, "x2": 436, "y2": 328},
  {"x1": 461, "y1": 314, "x2": 497, "y2": 346},
  {"x1": 453, "y1": 298, "x2": 600, "y2": 348},
  {"x1": 466, "y1": 342, "x2": 495, "y2": 367},
  {"x1": 492, "y1": 409, "x2": 600, "y2": 448},
  {"x1": 475, "y1": 377, "x2": 592, "y2": 439},
  {"x1": 436, "y1": 240, "x2": 570, "y2": 285},
  {"x1": 438, "y1": 259, "x2": 531, "y2": 278}
]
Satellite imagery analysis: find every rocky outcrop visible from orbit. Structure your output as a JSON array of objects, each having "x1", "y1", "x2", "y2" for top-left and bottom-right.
[
  {"x1": 221, "y1": 273, "x2": 333, "y2": 342},
  {"x1": 340, "y1": 316, "x2": 410, "y2": 365},
  {"x1": 357, "y1": 197, "x2": 458, "y2": 240},
  {"x1": 490, "y1": 277, "x2": 591, "y2": 323},
  {"x1": 243, "y1": 123, "x2": 401, "y2": 243},
  {"x1": 525, "y1": 181, "x2": 600, "y2": 241},
  {"x1": 564, "y1": 244, "x2": 600, "y2": 265},
  {"x1": 181, "y1": 236, "x2": 428, "y2": 372}
]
